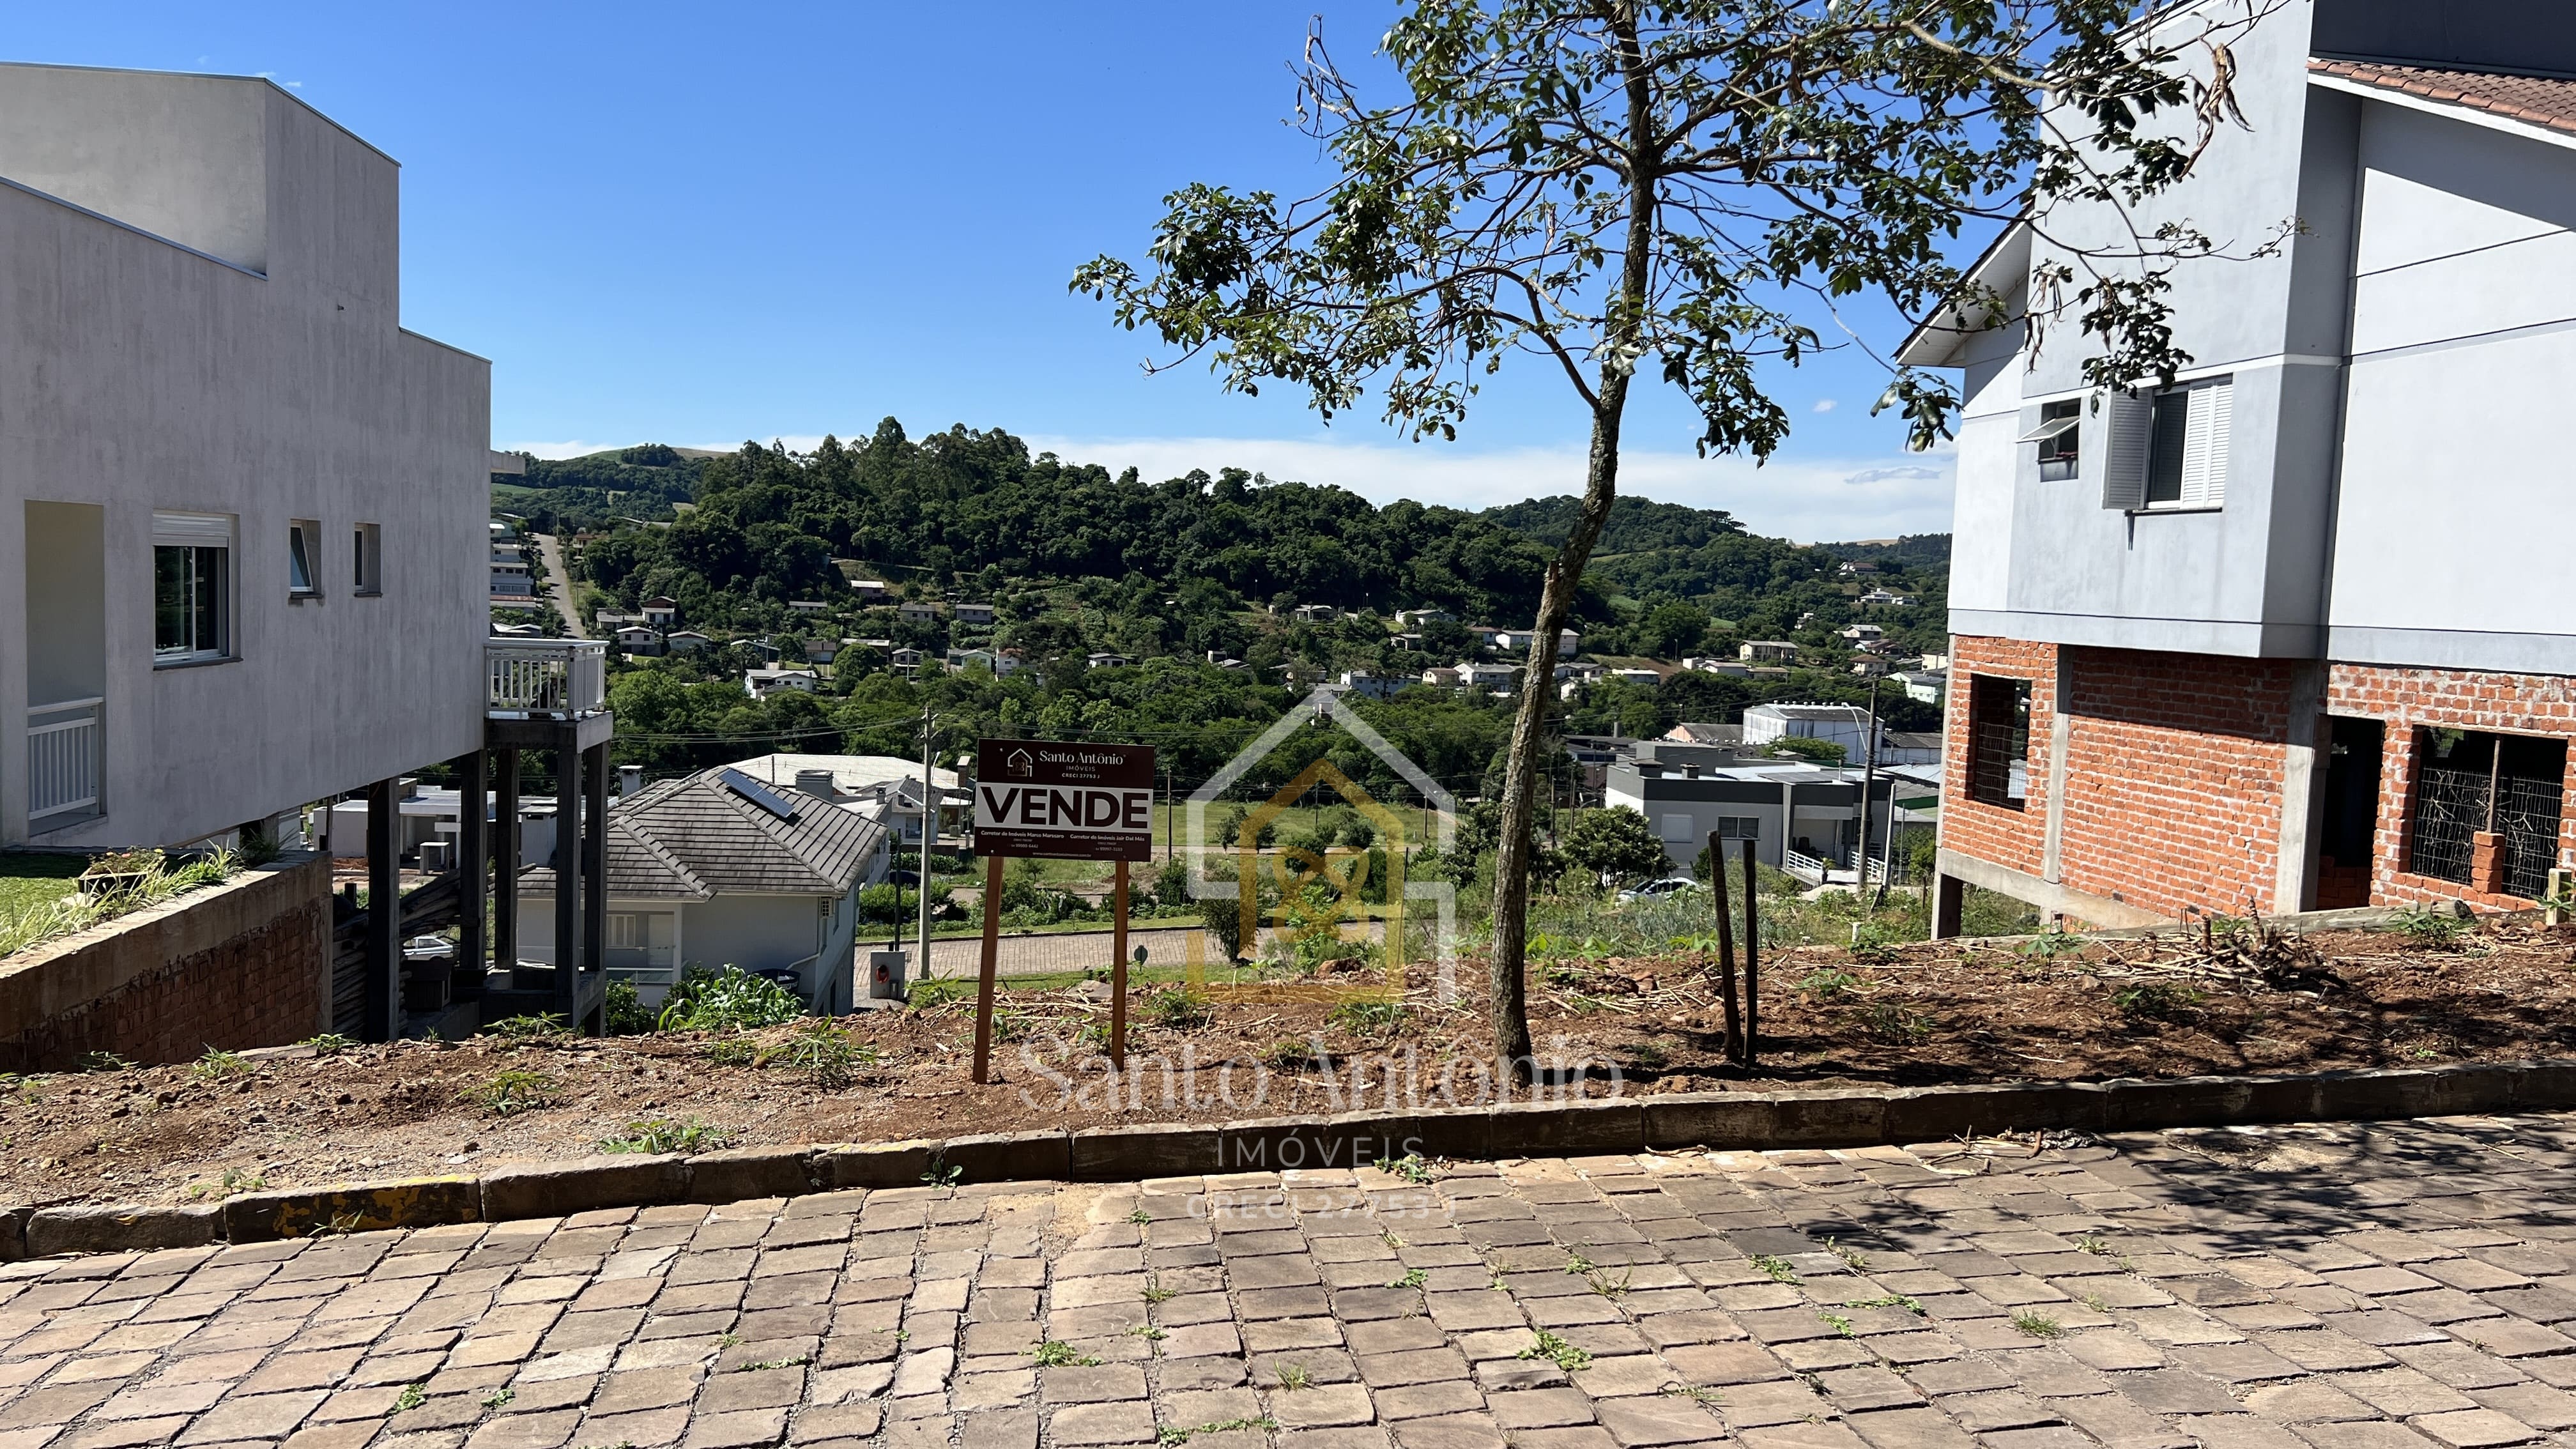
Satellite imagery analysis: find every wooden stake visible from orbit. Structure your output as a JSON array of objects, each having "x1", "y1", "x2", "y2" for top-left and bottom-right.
[
  {"x1": 1111, "y1": 859, "x2": 1131, "y2": 1070},
  {"x1": 1707, "y1": 833, "x2": 1741, "y2": 1063},
  {"x1": 1740, "y1": 838, "x2": 1761, "y2": 1072},
  {"x1": 970, "y1": 852, "x2": 1004, "y2": 1085}
]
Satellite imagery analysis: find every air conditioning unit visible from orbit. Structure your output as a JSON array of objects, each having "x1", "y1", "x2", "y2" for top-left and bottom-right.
[{"x1": 420, "y1": 838, "x2": 456, "y2": 872}]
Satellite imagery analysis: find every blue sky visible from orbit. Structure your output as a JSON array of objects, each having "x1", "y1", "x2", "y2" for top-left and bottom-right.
[{"x1": 21, "y1": 3, "x2": 1959, "y2": 540}]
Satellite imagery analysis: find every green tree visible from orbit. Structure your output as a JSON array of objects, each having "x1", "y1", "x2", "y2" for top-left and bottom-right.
[
  {"x1": 1561, "y1": 807, "x2": 1671, "y2": 885},
  {"x1": 1073, "y1": 0, "x2": 2245, "y2": 1072}
]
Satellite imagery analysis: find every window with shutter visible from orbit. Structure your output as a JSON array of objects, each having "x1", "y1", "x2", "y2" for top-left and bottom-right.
[
  {"x1": 2117, "y1": 376, "x2": 2234, "y2": 512},
  {"x1": 2099, "y1": 391, "x2": 2152, "y2": 509}
]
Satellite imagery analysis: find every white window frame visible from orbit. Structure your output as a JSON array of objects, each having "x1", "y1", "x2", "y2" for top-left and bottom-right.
[
  {"x1": 152, "y1": 510, "x2": 236, "y2": 667},
  {"x1": 289, "y1": 519, "x2": 321, "y2": 598},
  {"x1": 353, "y1": 521, "x2": 383, "y2": 595}
]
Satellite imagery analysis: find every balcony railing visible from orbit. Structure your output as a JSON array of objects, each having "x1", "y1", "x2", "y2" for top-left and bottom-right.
[
  {"x1": 486, "y1": 638, "x2": 607, "y2": 717},
  {"x1": 27, "y1": 697, "x2": 103, "y2": 823}
]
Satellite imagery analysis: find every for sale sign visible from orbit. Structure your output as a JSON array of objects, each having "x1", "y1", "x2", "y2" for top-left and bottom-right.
[{"x1": 972, "y1": 739, "x2": 1156, "y2": 861}]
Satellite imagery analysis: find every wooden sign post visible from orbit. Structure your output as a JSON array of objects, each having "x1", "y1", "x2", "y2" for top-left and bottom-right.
[{"x1": 969, "y1": 738, "x2": 1156, "y2": 1084}]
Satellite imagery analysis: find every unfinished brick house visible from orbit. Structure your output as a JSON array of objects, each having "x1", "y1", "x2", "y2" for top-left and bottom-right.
[{"x1": 1901, "y1": 1, "x2": 2576, "y2": 930}]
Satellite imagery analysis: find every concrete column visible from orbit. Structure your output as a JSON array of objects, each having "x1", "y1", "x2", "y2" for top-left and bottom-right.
[
  {"x1": 1929, "y1": 870, "x2": 1966, "y2": 940},
  {"x1": 2274, "y1": 662, "x2": 2329, "y2": 915},
  {"x1": 458, "y1": 749, "x2": 487, "y2": 995},
  {"x1": 364, "y1": 777, "x2": 400, "y2": 1042},
  {"x1": 581, "y1": 740, "x2": 608, "y2": 1033},
  {"x1": 494, "y1": 747, "x2": 520, "y2": 979},
  {"x1": 554, "y1": 738, "x2": 579, "y2": 1023},
  {"x1": 2041, "y1": 650, "x2": 2074, "y2": 884}
]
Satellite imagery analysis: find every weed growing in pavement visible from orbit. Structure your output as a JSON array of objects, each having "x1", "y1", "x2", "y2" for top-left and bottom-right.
[
  {"x1": 1374, "y1": 1153, "x2": 1437, "y2": 1185},
  {"x1": 1159, "y1": 1419, "x2": 1280, "y2": 1446},
  {"x1": 598, "y1": 1118, "x2": 732, "y2": 1154},
  {"x1": 185, "y1": 1168, "x2": 266, "y2": 1201},
  {"x1": 2080, "y1": 1291, "x2": 2111, "y2": 1314},
  {"x1": 1140, "y1": 1277, "x2": 1177, "y2": 1305},
  {"x1": 1844, "y1": 1294, "x2": 1924, "y2": 1316},
  {"x1": 469, "y1": 1068, "x2": 558, "y2": 1117},
  {"x1": 2075, "y1": 1235, "x2": 2112, "y2": 1255},
  {"x1": 480, "y1": 1389, "x2": 514, "y2": 1411},
  {"x1": 1381, "y1": 1230, "x2": 1406, "y2": 1250},
  {"x1": 1128, "y1": 1209, "x2": 1153, "y2": 1225},
  {"x1": 1818, "y1": 1312, "x2": 1855, "y2": 1338},
  {"x1": 715, "y1": 1333, "x2": 744, "y2": 1349},
  {"x1": 1130, "y1": 1326, "x2": 1167, "y2": 1342},
  {"x1": 309, "y1": 1213, "x2": 365, "y2": 1238},
  {"x1": 922, "y1": 1160, "x2": 962, "y2": 1188},
  {"x1": 2011, "y1": 1311, "x2": 2064, "y2": 1339},
  {"x1": 392, "y1": 1385, "x2": 426, "y2": 1413},
  {"x1": 732, "y1": 1356, "x2": 811, "y2": 1372},
  {"x1": 1661, "y1": 1385, "x2": 1726, "y2": 1406},
  {"x1": 1564, "y1": 1253, "x2": 1596, "y2": 1275},
  {"x1": 1825, "y1": 1239, "x2": 1869, "y2": 1270},
  {"x1": 1386, "y1": 1268, "x2": 1429, "y2": 1291},
  {"x1": 1032, "y1": 1340, "x2": 1099, "y2": 1367},
  {"x1": 1272, "y1": 1362, "x2": 1312, "y2": 1392},
  {"x1": 1586, "y1": 1267, "x2": 1634, "y2": 1299},
  {"x1": 190, "y1": 1048, "x2": 252, "y2": 1080},
  {"x1": 1752, "y1": 1255, "x2": 1799, "y2": 1284},
  {"x1": 1520, "y1": 1329, "x2": 1593, "y2": 1373}
]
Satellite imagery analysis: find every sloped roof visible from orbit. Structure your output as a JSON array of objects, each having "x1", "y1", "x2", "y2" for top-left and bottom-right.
[
  {"x1": 2312, "y1": 58, "x2": 2576, "y2": 139},
  {"x1": 523, "y1": 767, "x2": 884, "y2": 902}
]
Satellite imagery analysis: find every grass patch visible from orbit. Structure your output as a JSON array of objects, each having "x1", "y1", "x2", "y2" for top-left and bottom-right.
[
  {"x1": 1031, "y1": 1340, "x2": 1099, "y2": 1367},
  {"x1": 597, "y1": 1117, "x2": 732, "y2": 1154}
]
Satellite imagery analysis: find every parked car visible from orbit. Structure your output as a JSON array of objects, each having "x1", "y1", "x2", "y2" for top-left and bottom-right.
[{"x1": 1618, "y1": 877, "x2": 1699, "y2": 903}]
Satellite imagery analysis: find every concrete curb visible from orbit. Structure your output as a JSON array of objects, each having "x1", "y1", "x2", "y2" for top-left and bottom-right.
[{"x1": 8, "y1": 1056, "x2": 2573, "y2": 1258}]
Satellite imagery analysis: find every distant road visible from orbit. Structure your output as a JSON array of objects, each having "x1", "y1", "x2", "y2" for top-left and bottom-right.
[{"x1": 532, "y1": 533, "x2": 586, "y2": 638}]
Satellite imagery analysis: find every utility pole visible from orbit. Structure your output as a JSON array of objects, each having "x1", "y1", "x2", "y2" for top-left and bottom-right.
[
  {"x1": 919, "y1": 705, "x2": 935, "y2": 981},
  {"x1": 1855, "y1": 677, "x2": 1885, "y2": 882}
]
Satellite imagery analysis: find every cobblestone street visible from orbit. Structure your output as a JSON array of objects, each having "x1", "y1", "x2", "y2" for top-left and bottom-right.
[{"x1": 7, "y1": 1113, "x2": 2576, "y2": 1449}]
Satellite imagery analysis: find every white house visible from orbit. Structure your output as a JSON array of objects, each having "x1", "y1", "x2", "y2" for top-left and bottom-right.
[
  {"x1": 897, "y1": 601, "x2": 944, "y2": 624},
  {"x1": 0, "y1": 63, "x2": 491, "y2": 850},
  {"x1": 1738, "y1": 640, "x2": 1799, "y2": 663},
  {"x1": 847, "y1": 579, "x2": 891, "y2": 603},
  {"x1": 664, "y1": 631, "x2": 714, "y2": 654},
  {"x1": 1394, "y1": 608, "x2": 1454, "y2": 629},
  {"x1": 1680, "y1": 656, "x2": 1751, "y2": 677},
  {"x1": 1604, "y1": 757, "x2": 1896, "y2": 875},
  {"x1": 515, "y1": 766, "x2": 887, "y2": 1013},
  {"x1": 1900, "y1": 0, "x2": 2576, "y2": 927},
  {"x1": 1606, "y1": 668, "x2": 1662, "y2": 689},
  {"x1": 953, "y1": 602, "x2": 997, "y2": 626},
  {"x1": 613, "y1": 626, "x2": 665, "y2": 656},
  {"x1": 1336, "y1": 671, "x2": 1402, "y2": 700},
  {"x1": 744, "y1": 668, "x2": 820, "y2": 700},
  {"x1": 640, "y1": 597, "x2": 679, "y2": 627}
]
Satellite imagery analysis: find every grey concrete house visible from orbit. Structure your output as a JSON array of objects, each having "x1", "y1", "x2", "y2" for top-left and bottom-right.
[
  {"x1": 1904, "y1": 0, "x2": 2576, "y2": 927},
  {"x1": 0, "y1": 63, "x2": 495, "y2": 851},
  {"x1": 514, "y1": 767, "x2": 888, "y2": 1013},
  {"x1": 1603, "y1": 757, "x2": 1898, "y2": 881}
]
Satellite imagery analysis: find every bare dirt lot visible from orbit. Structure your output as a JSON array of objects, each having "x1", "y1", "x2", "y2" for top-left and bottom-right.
[{"x1": 8, "y1": 918, "x2": 2574, "y2": 1206}]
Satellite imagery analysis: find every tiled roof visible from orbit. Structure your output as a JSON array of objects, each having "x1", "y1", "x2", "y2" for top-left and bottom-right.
[
  {"x1": 2312, "y1": 58, "x2": 2576, "y2": 138},
  {"x1": 522, "y1": 767, "x2": 883, "y2": 902}
]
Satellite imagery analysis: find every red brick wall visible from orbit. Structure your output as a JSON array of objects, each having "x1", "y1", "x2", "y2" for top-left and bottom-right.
[
  {"x1": 0, "y1": 862, "x2": 329, "y2": 1072},
  {"x1": 2324, "y1": 664, "x2": 2576, "y2": 908},
  {"x1": 1945, "y1": 638, "x2": 2307, "y2": 920},
  {"x1": 1942, "y1": 636, "x2": 2056, "y2": 879},
  {"x1": 2055, "y1": 646, "x2": 2308, "y2": 919}
]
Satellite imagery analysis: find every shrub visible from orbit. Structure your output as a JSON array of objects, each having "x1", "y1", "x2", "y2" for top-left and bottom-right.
[
  {"x1": 603, "y1": 980, "x2": 657, "y2": 1035},
  {"x1": 1798, "y1": 969, "x2": 1862, "y2": 1000},
  {"x1": 483, "y1": 1013, "x2": 570, "y2": 1038},
  {"x1": 762, "y1": 1018, "x2": 871, "y2": 1089},
  {"x1": 190, "y1": 1047, "x2": 253, "y2": 1080},
  {"x1": 2113, "y1": 982, "x2": 2202, "y2": 1020},
  {"x1": 1326, "y1": 997, "x2": 1407, "y2": 1038},
  {"x1": 659, "y1": 966, "x2": 801, "y2": 1031},
  {"x1": 2388, "y1": 904, "x2": 2468, "y2": 949}
]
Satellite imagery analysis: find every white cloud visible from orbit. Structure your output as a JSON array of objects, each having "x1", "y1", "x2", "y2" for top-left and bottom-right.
[
  {"x1": 1025, "y1": 433, "x2": 1956, "y2": 542},
  {"x1": 1811, "y1": 399, "x2": 1838, "y2": 413}
]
